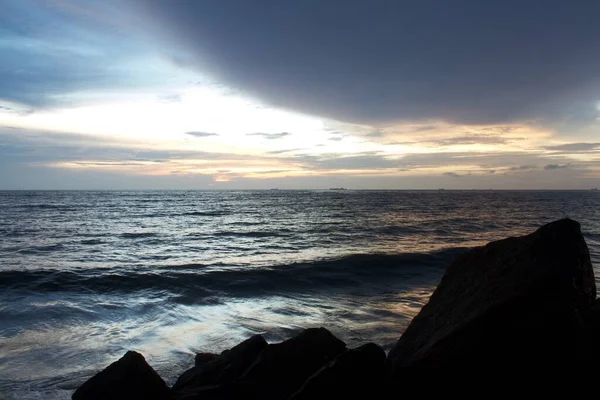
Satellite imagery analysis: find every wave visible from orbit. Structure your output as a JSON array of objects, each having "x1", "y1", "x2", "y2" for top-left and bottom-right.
[
  {"x1": 181, "y1": 211, "x2": 231, "y2": 217},
  {"x1": 80, "y1": 239, "x2": 104, "y2": 245},
  {"x1": 211, "y1": 230, "x2": 292, "y2": 238},
  {"x1": 127, "y1": 210, "x2": 233, "y2": 218},
  {"x1": 16, "y1": 204, "x2": 78, "y2": 211},
  {"x1": 119, "y1": 232, "x2": 159, "y2": 239},
  {"x1": 0, "y1": 248, "x2": 465, "y2": 301},
  {"x1": 16, "y1": 244, "x2": 65, "y2": 255}
]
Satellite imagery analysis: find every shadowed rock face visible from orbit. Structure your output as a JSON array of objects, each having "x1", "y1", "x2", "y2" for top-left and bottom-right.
[
  {"x1": 291, "y1": 343, "x2": 386, "y2": 400},
  {"x1": 172, "y1": 334, "x2": 267, "y2": 393},
  {"x1": 171, "y1": 328, "x2": 346, "y2": 399},
  {"x1": 387, "y1": 218, "x2": 596, "y2": 377},
  {"x1": 243, "y1": 327, "x2": 347, "y2": 399},
  {"x1": 194, "y1": 352, "x2": 219, "y2": 366},
  {"x1": 72, "y1": 351, "x2": 169, "y2": 400}
]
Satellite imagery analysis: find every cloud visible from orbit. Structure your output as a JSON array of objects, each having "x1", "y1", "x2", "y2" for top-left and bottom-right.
[
  {"x1": 247, "y1": 132, "x2": 291, "y2": 140},
  {"x1": 427, "y1": 135, "x2": 511, "y2": 147},
  {"x1": 70, "y1": 160, "x2": 165, "y2": 167},
  {"x1": 508, "y1": 165, "x2": 538, "y2": 171},
  {"x1": 159, "y1": 94, "x2": 182, "y2": 103},
  {"x1": 289, "y1": 154, "x2": 398, "y2": 171},
  {"x1": 544, "y1": 163, "x2": 570, "y2": 170},
  {"x1": 443, "y1": 172, "x2": 462, "y2": 178},
  {"x1": 365, "y1": 131, "x2": 384, "y2": 138},
  {"x1": 545, "y1": 143, "x2": 600, "y2": 152},
  {"x1": 0, "y1": 127, "x2": 257, "y2": 166},
  {"x1": 268, "y1": 148, "x2": 306, "y2": 154},
  {"x1": 2, "y1": 125, "x2": 600, "y2": 189},
  {"x1": 129, "y1": 0, "x2": 600, "y2": 127},
  {"x1": 411, "y1": 126, "x2": 437, "y2": 132},
  {"x1": 185, "y1": 131, "x2": 219, "y2": 137},
  {"x1": 0, "y1": 1, "x2": 182, "y2": 108}
]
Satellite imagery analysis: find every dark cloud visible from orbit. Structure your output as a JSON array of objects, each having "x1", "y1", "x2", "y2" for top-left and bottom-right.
[
  {"x1": 392, "y1": 151, "x2": 592, "y2": 175},
  {"x1": 443, "y1": 172, "x2": 462, "y2": 178},
  {"x1": 326, "y1": 130, "x2": 348, "y2": 141},
  {"x1": 508, "y1": 165, "x2": 538, "y2": 171},
  {"x1": 411, "y1": 126, "x2": 437, "y2": 132},
  {"x1": 545, "y1": 143, "x2": 600, "y2": 152},
  {"x1": 185, "y1": 131, "x2": 219, "y2": 137},
  {"x1": 247, "y1": 132, "x2": 291, "y2": 140},
  {"x1": 544, "y1": 163, "x2": 570, "y2": 170},
  {"x1": 131, "y1": 0, "x2": 600, "y2": 126}
]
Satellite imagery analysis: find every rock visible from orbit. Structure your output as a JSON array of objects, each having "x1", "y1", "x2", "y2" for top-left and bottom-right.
[
  {"x1": 72, "y1": 351, "x2": 169, "y2": 400},
  {"x1": 387, "y1": 218, "x2": 596, "y2": 378},
  {"x1": 194, "y1": 352, "x2": 218, "y2": 366},
  {"x1": 291, "y1": 343, "x2": 386, "y2": 400},
  {"x1": 583, "y1": 298, "x2": 600, "y2": 362},
  {"x1": 170, "y1": 381, "x2": 260, "y2": 400},
  {"x1": 173, "y1": 334, "x2": 267, "y2": 393},
  {"x1": 242, "y1": 327, "x2": 346, "y2": 399}
]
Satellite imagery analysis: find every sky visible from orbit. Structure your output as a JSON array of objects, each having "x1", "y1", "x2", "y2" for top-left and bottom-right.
[{"x1": 1, "y1": 0, "x2": 600, "y2": 189}]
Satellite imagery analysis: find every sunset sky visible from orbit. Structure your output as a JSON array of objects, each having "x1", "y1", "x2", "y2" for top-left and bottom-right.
[{"x1": 1, "y1": 0, "x2": 600, "y2": 189}]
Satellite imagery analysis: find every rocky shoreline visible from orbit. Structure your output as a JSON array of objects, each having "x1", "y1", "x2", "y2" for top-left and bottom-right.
[{"x1": 72, "y1": 218, "x2": 599, "y2": 399}]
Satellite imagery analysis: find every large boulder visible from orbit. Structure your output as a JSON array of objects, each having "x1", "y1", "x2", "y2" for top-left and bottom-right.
[
  {"x1": 583, "y1": 298, "x2": 600, "y2": 362},
  {"x1": 243, "y1": 327, "x2": 347, "y2": 399},
  {"x1": 387, "y1": 218, "x2": 596, "y2": 378},
  {"x1": 170, "y1": 381, "x2": 259, "y2": 400},
  {"x1": 291, "y1": 343, "x2": 386, "y2": 400},
  {"x1": 173, "y1": 334, "x2": 267, "y2": 393},
  {"x1": 194, "y1": 352, "x2": 219, "y2": 366},
  {"x1": 72, "y1": 351, "x2": 169, "y2": 400}
]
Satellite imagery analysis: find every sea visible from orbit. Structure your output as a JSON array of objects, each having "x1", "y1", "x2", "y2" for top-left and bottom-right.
[{"x1": 0, "y1": 190, "x2": 599, "y2": 399}]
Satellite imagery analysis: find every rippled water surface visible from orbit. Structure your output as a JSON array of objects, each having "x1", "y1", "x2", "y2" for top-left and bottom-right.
[{"x1": 1, "y1": 190, "x2": 599, "y2": 398}]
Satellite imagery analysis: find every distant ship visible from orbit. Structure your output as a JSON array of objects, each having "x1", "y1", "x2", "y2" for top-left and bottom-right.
[
  {"x1": 592, "y1": 188, "x2": 599, "y2": 191},
  {"x1": 329, "y1": 187, "x2": 347, "y2": 191}
]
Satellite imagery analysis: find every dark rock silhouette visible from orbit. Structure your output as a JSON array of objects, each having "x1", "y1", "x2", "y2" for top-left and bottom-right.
[
  {"x1": 172, "y1": 382, "x2": 258, "y2": 400},
  {"x1": 242, "y1": 327, "x2": 346, "y2": 399},
  {"x1": 194, "y1": 352, "x2": 219, "y2": 366},
  {"x1": 584, "y1": 298, "x2": 600, "y2": 362},
  {"x1": 173, "y1": 334, "x2": 267, "y2": 393},
  {"x1": 72, "y1": 351, "x2": 169, "y2": 400},
  {"x1": 291, "y1": 342, "x2": 386, "y2": 399},
  {"x1": 387, "y1": 218, "x2": 596, "y2": 378}
]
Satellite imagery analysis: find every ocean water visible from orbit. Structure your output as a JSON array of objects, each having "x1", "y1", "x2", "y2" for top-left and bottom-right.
[{"x1": 0, "y1": 190, "x2": 599, "y2": 398}]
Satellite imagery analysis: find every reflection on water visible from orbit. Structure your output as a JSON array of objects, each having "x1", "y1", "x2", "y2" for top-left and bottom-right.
[
  {"x1": 0, "y1": 276, "x2": 439, "y2": 392},
  {"x1": 1, "y1": 190, "x2": 598, "y2": 271}
]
